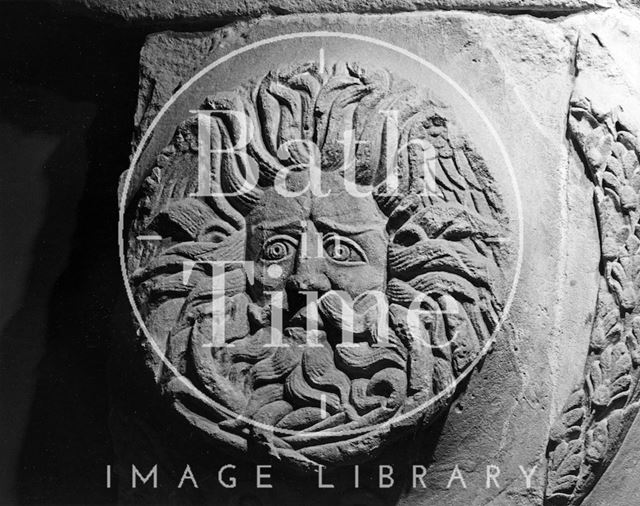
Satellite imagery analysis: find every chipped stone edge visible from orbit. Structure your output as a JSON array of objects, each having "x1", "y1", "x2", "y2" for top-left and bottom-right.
[{"x1": 45, "y1": 0, "x2": 628, "y2": 28}]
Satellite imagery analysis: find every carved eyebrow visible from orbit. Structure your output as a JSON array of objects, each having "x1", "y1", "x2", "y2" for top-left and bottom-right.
[
  {"x1": 250, "y1": 219, "x2": 306, "y2": 234},
  {"x1": 314, "y1": 217, "x2": 384, "y2": 235}
]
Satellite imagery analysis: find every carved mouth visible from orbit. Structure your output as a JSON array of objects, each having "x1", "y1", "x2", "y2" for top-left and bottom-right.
[
  {"x1": 286, "y1": 305, "x2": 324, "y2": 332},
  {"x1": 178, "y1": 292, "x2": 411, "y2": 435}
]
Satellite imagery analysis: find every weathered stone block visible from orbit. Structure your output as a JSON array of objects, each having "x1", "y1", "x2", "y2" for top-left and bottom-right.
[{"x1": 113, "y1": 8, "x2": 640, "y2": 506}]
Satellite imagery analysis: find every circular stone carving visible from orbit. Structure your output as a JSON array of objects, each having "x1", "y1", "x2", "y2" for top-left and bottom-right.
[{"x1": 123, "y1": 61, "x2": 515, "y2": 472}]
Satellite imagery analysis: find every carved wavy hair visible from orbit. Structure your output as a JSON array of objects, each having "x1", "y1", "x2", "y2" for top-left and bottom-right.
[{"x1": 126, "y1": 61, "x2": 511, "y2": 467}]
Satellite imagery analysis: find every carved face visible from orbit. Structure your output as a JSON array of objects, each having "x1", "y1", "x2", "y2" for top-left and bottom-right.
[
  {"x1": 126, "y1": 61, "x2": 511, "y2": 471},
  {"x1": 246, "y1": 173, "x2": 388, "y2": 309}
]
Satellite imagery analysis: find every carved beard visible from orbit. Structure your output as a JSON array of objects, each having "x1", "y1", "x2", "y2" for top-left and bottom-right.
[
  {"x1": 187, "y1": 289, "x2": 410, "y2": 433},
  {"x1": 140, "y1": 200, "x2": 502, "y2": 441},
  {"x1": 130, "y1": 199, "x2": 505, "y2": 469},
  {"x1": 135, "y1": 196, "x2": 504, "y2": 452}
]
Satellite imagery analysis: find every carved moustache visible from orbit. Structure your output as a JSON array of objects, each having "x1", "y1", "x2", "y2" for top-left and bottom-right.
[{"x1": 187, "y1": 291, "x2": 409, "y2": 433}]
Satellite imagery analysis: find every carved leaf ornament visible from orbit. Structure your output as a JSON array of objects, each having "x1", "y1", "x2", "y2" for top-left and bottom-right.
[{"x1": 546, "y1": 97, "x2": 640, "y2": 505}]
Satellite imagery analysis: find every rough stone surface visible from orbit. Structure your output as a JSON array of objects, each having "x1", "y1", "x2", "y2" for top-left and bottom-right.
[
  {"x1": 50, "y1": 0, "x2": 618, "y2": 26},
  {"x1": 113, "y1": 8, "x2": 640, "y2": 506}
]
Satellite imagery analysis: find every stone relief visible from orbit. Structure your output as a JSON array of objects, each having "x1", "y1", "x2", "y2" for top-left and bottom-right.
[
  {"x1": 123, "y1": 61, "x2": 514, "y2": 472},
  {"x1": 545, "y1": 96, "x2": 640, "y2": 505}
]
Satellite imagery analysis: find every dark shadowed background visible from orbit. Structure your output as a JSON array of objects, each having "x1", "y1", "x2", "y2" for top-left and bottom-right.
[{"x1": 0, "y1": 3, "x2": 146, "y2": 504}]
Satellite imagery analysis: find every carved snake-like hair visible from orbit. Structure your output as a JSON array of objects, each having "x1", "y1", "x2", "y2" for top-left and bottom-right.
[{"x1": 126, "y1": 61, "x2": 511, "y2": 469}]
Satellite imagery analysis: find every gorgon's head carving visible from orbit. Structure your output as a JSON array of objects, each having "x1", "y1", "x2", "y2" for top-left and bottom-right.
[{"x1": 125, "y1": 61, "x2": 512, "y2": 471}]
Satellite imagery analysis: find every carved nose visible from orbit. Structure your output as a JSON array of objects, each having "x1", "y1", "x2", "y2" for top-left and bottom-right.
[
  {"x1": 286, "y1": 259, "x2": 331, "y2": 294},
  {"x1": 285, "y1": 261, "x2": 331, "y2": 318}
]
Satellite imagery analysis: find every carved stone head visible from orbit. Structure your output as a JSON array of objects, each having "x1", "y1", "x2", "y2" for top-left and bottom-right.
[{"x1": 125, "y1": 61, "x2": 513, "y2": 472}]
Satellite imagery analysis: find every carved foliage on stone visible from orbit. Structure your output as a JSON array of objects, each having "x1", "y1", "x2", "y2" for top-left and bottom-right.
[
  {"x1": 545, "y1": 98, "x2": 640, "y2": 505},
  {"x1": 125, "y1": 62, "x2": 512, "y2": 470}
]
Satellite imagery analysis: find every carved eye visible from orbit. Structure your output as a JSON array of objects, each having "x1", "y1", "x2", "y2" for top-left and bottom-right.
[
  {"x1": 261, "y1": 235, "x2": 297, "y2": 262},
  {"x1": 323, "y1": 234, "x2": 367, "y2": 264}
]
